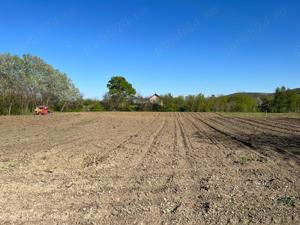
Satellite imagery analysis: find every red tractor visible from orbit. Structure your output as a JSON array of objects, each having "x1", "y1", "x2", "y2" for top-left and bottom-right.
[{"x1": 34, "y1": 106, "x2": 50, "y2": 115}]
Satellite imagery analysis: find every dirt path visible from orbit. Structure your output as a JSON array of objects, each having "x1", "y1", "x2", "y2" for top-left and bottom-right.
[{"x1": 0, "y1": 112, "x2": 299, "y2": 224}]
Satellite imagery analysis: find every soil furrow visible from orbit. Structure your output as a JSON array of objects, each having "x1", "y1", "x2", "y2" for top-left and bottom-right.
[
  {"x1": 191, "y1": 113, "x2": 300, "y2": 163},
  {"x1": 0, "y1": 112, "x2": 299, "y2": 225},
  {"x1": 218, "y1": 114, "x2": 300, "y2": 135}
]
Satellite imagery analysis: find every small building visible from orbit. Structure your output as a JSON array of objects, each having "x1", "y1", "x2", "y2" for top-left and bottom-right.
[{"x1": 149, "y1": 93, "x2": 163, "y2": 105}]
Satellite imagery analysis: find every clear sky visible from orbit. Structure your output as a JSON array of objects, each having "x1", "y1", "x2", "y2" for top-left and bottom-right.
[{"x1": 1, "y1": 0, "x2": 299, "y2": 98}]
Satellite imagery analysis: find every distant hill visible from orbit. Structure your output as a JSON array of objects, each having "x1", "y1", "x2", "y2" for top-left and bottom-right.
[
  {"x1": 228, "y1": 88, "x2": 300, "y2": 98},
  {"x1": 292, "y1": 88, "x2": 300, "y2": 94}
]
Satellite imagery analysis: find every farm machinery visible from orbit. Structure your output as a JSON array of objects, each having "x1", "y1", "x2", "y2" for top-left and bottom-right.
[{"x1": 33, "y1": 106, "x2": 50, "y2": 115}]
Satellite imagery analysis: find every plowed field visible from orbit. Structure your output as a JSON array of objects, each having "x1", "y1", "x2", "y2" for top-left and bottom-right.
[{"x1": 0, "y1": 112, "x2": 299, "y2": 224}]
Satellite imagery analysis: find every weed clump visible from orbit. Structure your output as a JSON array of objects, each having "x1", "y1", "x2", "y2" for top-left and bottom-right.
[{"x1": 277, "y1": 196, "x2": 296, "y2": 207}]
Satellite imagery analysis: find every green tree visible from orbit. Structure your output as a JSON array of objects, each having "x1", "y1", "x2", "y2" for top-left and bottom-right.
[
  {"x1": 81, "y1": 99, "x2": 104, "y2": 112},
  {"x1": 194, "y1": 94, "x2": 206, "y2": 111},
  {"x1": 286, "y1": 89, "x2": 299, "y2": 112},
  {"x1": 0, "y1": 53, "x2": 81, "y2": 115},
  {"x1": 184, "y1": 95, "x2": 196, "y2": 112},
  {"x1": 273, "y1": 86, "x2": 287, "y2": 112},
  {"x1": 160, "y1": 94, "x2": 177, "y2": 111},
  {"x1": 174, "y1": 96, "x2": 186, "y2": 112},
  {"x1": 204, "y1": 95, "x2": 215, "y2": 112},
  {"x1": 227, "y1": 94, "x2": 257, "y2": 112},
  {"x1": 273, "y1": 87, "x2": 299, "y2": 112},
  {"x1": 259, "y1": 96, "x2": 273, "y2": 112},
  {"x1": 106, "y1": 76, "x2": 136, "y2": 111}
]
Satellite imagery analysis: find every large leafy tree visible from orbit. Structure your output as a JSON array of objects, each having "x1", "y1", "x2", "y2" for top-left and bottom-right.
[
  {"x1": 106, "y1": 76, "x2": 136, "y2": 110},
  {"x1": 0, "y1": 53, "x2": 81, "y2": 115}
]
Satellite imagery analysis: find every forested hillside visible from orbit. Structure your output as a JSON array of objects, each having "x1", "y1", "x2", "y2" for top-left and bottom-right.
[
  {"x1": 228, "y1": 88, "x2": 300, "y2": 98},
  {"x1": 154, "y1": 88, "x2": 300, "y2": 113}
]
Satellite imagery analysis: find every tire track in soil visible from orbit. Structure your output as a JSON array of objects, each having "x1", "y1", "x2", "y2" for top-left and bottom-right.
[
  {"x1": 39, "y1": 113, "x2": 160, "y2": 168},
  {"x1": 0, "y1": 114, "x2": 159, "y2": 185},
  {"x1": 102, "y1": 112, "x2": 299, "y2": 225},
  {"x1": 175, "y1": 113, "x2": 210, "y2": 224},
  {"x1": 224, "y1": 116, "x2": 300, "y2": 157},
  {"x1": 181, "y1": 113, "x2": 230, "y2": 155},
  {"x1": 201, "y1": 113, "x2": 300, "y2": 163},
  {"x1": 183, "y1": 112, "x2": 254, "y2": 164},
  {"x1": 275, "y1": 117, "x2": 300, "y2": 128},
  {"x1": 106, "y1": 112, "x2": 225, "y2": 224},
  {"x1": 179, "y1": 113, "x2": 300, "y2": 224},
  {"x1": 231, "y1": 115, "x2": 300, "y2": 131},
  {"x1": 0, "y1": 113, "x2": 166, "y2": 224},
  {"x1": 1, "y1": 113, "x2": 299, "y2": 225},
  {"x1": 216, "y1": 114, "x2": 300, "y2": 136},
  {"x1": 177, "y1": 113, "x2": 246, "y2": 224},
  {"x1": 214, "y1": 114, "x2": 300, "y2": 151},
  {"x1": 190, "y1": 113, "x2": 271, "y2": 154},
  {"x1": 104, "y1": 113, "x2": 203, "y2": 224},
  {"x1": 124, "y1": 114, "x2": 167, "y2": 171},
  {"x1": 96, "y1": 114, "x2": 168, "y2": 223},
  {"x1": 179, "y1": 113, "x2": 241, "y2": 224},
  {"x1": 93, "y1": 113, "x2": 167, "y2": 172},
  {"x1": 190, "y1": 112, "x2": 299, "y2": 169},
  {"x1": 138, "y1": 115, "x2": 182, "y2": 224},
  {"x1": 150, "y1": 114, "x2": 199, "y2": 224},
  {"x1": 81, "y1": 113, "x2": 163, "y2": 168},
  {"x1": 236, "y1": 116, "x2": 300, "y2": 133},
  {"x1": 187, "y1": 112, "x2": 279, "y2": 169},
  {"x1": 33, "y1": 114, "x2": 163, "y2": 186}
]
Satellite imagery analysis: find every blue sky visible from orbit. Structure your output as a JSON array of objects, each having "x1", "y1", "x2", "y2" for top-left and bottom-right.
[{"x1": 1, "y1": 0, "x2": 299, "y2": 98}]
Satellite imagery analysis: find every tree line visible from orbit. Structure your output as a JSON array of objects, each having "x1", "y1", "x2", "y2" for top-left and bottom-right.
[
  {"x1": 158, "y1": 93, "x2": 258, "y2": 112},
  {"x1": 96, "y1": 76, "x2": 300, "y2": 113},
  {"x1": 1, "y1": 54, "x2": 299, "y2": 115},
  {"x1": 157, "y1": 88, "x2": 300, "y2": 113},
  {"x1": 260, "y1": 87, "x2": 300, "y2": 113},
  {"x1": 0, "y1": 54, "x2": 81, "y2": 115}
]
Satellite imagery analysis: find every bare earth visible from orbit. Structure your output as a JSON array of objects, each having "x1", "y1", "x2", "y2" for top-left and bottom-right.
[{"x1": 0, "y1": 112, "x2": 299, "y2": 225}]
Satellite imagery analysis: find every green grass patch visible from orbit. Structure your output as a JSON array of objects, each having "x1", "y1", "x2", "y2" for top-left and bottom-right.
[{"x1": 277, "y1": 196, "x2": 296, "y2": 207}]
